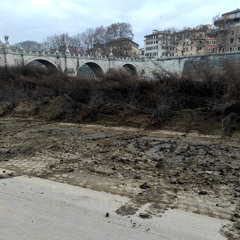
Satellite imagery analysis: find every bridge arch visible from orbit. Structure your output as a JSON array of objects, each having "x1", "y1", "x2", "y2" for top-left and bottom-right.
[
  {"x1": 119, "y1": 63, "x2": 139, "y2": 76},
  {"x1": 77, "y1": 61, "x2": 104, "y2": 79},
  {"x1": 24, "y1": 57, "x2": 61, "y2": 71}
]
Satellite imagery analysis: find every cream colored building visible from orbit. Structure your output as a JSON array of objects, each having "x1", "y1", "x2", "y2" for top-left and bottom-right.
[
  {"x1": 144, "y1": 25, "x2": 212, "y2": 58},
  {"x1": 173, "y1": 25, "x2": 211, "y2": 56}
]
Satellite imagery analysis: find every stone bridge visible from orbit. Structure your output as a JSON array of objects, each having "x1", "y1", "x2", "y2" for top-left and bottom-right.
[
  {"x1": 0, "y1": 45, "x2": 158, "y2": 78},
  {"x1": 1, "y1": 41, "x2": 240, "y2": 79}
]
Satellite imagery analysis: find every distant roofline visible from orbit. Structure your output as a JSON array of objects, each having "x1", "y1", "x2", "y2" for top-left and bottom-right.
[
  {"x1": 144, "y1": 25, "x2": 211, "y2": 37},
  {"x1": 222, "y1": 8, "x2": 240, "y2": 16},
  {"x1": 144, "y1": 31, "x2": 171, "y2": 37}
]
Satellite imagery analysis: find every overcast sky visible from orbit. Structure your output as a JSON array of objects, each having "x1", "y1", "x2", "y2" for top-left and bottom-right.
[{"x1": 0, "y1": 0, "x2": 239, "y2": 47}]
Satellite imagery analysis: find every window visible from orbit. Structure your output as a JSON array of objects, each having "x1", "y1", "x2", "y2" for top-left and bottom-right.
[
  {"x1": 232, "y1": 31, "x2": 234, "y2": 35},
  {"x1": 230, "y1": 38, "x2": 234, "y2": 44},
  {"x1": 238, "y1": 38, "x2": 240, "y2": 43},
  {"x1": 238, "y1": 47, "x2": 240, "y2": 51},
  {"x1": 230, "y1": 48, "x2": 233, "y2": 51}
]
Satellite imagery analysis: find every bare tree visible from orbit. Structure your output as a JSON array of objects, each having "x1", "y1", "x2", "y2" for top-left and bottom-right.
[
  {"x1": 20, "y1": 22, "x2": 135, "y2": 55},
  {"x1": 42, "y1": 33, "x2": 73, "y2": 51},
  {"x1": 105, "y1": 22, "x2": 134, "y2": 42},
  {"x1": 82, "y1": 22, "x2": 134, "y2": 56},
  {"x1": 80, "y1": 28, "x2": 95, "y2": 53},
  {"x1": 14, "y1": 41, "x2": 43, "y2": 51},
  {"x1": 93, "y1": 26, "x2": 107, "y2": 44}
]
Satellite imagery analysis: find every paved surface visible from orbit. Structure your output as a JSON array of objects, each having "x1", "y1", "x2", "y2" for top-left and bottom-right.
[{"x1": 0, "y1": 175, "x2": 227, "y2": 240}]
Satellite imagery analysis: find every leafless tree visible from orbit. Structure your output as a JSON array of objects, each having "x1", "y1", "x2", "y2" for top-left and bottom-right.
[
  {"x1": 81, "y1": 22, "x2": 134, "y2": 56},
  {"x1": 14, "y1": 41, "x2": 43, "y2": 51},
  {"x1": 18, "y1": 22, "x2": 134, "y2": 55},
  {"x1": 79, "y1": 28, "x2": 95, "y2": 52},
  {"x1": 93, "y1": 26, "x2": 107, "y2": 44},
  {"x1": 42, "y1": 33, "x2": 74, "y2": 51},
  {"x1": 105, "y1": 22, "x2": 134, "y2": 42}
]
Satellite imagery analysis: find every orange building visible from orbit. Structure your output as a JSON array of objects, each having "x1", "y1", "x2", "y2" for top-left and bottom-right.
[{"x1": 205, "y1": 35, "x2": 217, "y2": 53}]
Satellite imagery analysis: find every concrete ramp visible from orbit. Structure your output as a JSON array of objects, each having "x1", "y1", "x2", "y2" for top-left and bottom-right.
[{"x1": 0, "y1": 175, "x2": 227, "y2": 240}]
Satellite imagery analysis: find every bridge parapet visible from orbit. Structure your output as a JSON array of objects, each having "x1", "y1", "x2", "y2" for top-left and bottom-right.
[{"x1": 1, "y1": 45, "x2": 145, "y2": 63}]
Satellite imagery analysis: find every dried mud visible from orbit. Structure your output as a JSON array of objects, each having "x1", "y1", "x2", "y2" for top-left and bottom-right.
[{"x1": 0, "y1": 115, "x2": 240, "y2": 239}]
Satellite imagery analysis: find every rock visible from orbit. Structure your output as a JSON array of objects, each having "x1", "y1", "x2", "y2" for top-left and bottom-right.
[
  {"x1": 198, "y1": 190, "x2": 208, "y2": 195},
  {"x1": 234, "y1": 213, "x2": 240, "y2": 219},
  {"x1": 105, "y1": 212, "x2": 109, "y2": 217},
  {"x1": 177, "y1": 180, "x2": 184, "y2": 185},
  {"x1": 140, "y1": 182, "x2": 150, "y2": 189},
  {"x1": 169, "y1": 179, "x2": 177, "y2": 184},
  {"x1": 139, "y1": 213, "x2": 152, "y2": 219},
  {"x1": 116, "y1": 205, "x2": 138, "y2": 216},
  {"x1": 155, "y1": 161, "x2": 163, "y2": 168}
]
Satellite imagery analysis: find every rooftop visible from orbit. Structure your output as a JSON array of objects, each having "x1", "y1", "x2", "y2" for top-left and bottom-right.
[{"x1": 222, "y1": 8, "x2": 240, "y2": 16}]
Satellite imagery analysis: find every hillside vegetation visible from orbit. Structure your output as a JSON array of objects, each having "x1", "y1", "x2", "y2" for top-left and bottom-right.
[{"x1": 0, "y1": 65, "x2": 239, "y2": 136}]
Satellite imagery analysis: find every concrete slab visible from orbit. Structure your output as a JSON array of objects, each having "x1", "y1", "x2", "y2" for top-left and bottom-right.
[{"x1": 0, "y1": 176, "x2": 227, "y2": 240}]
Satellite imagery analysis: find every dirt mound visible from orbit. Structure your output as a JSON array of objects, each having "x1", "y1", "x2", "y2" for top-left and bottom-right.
[
  {"x1": 40, "y1": 94, "x2": 80, "y2": 120},
  {"x1": 11, "y1": 101, "x2": 42, "y2": 117},
  {"x1": 161, "y1": 108, "x2": 222, "y2": 135},
  {"x1": 3, "y1": 95, "x2": 240, "y2": 136}
]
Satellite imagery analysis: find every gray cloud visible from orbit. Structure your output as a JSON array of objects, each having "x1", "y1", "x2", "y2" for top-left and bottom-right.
[{"x1": 0, "y1": 0, "x2": 239, "y2": 47}]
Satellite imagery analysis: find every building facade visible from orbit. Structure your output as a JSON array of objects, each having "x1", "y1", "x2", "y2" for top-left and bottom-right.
[
  {"x1": 173, "y1": 25, "x2": 211, "y2": 56},
  {"x1": 144, "y1": 9, "x2": 240, "y2": 58},
  {"x1": 204, "y1": 35, "x2": 218, "y2": 53},
  {"x1": 93, "y1": 38, "x2": 139, "y2": 58},
  {"x1": 144, "y1": 25, "x2": 211, "y2": 58},
  {"x1": 214, "y1": 8, "x2": 240, "y2": 52},
  {"x1": 144, "y1": 30, "x2": 174, "y2": 58}
]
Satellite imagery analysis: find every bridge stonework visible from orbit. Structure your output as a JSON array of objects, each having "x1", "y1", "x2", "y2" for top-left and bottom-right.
[{"x1": 1, "y1": 46, "x2": 240, "y2": 78}]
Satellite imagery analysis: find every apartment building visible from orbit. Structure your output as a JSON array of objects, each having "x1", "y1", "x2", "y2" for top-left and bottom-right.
[
  {"x1": 144, "y1": 30, "x2": 174, "y2": 58},
  {"x1": 173, "y1": 25, "x2": 211, "y2": 56},
  {"x1": 214, "y1": 8, "x2": 240, "y2": 52},
  {"x1": 144, "y1": 9, "x2": 240, "y2": 58},
  {"x1": 144, "y1": 25, "x2": 211, "y2": 58}
]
